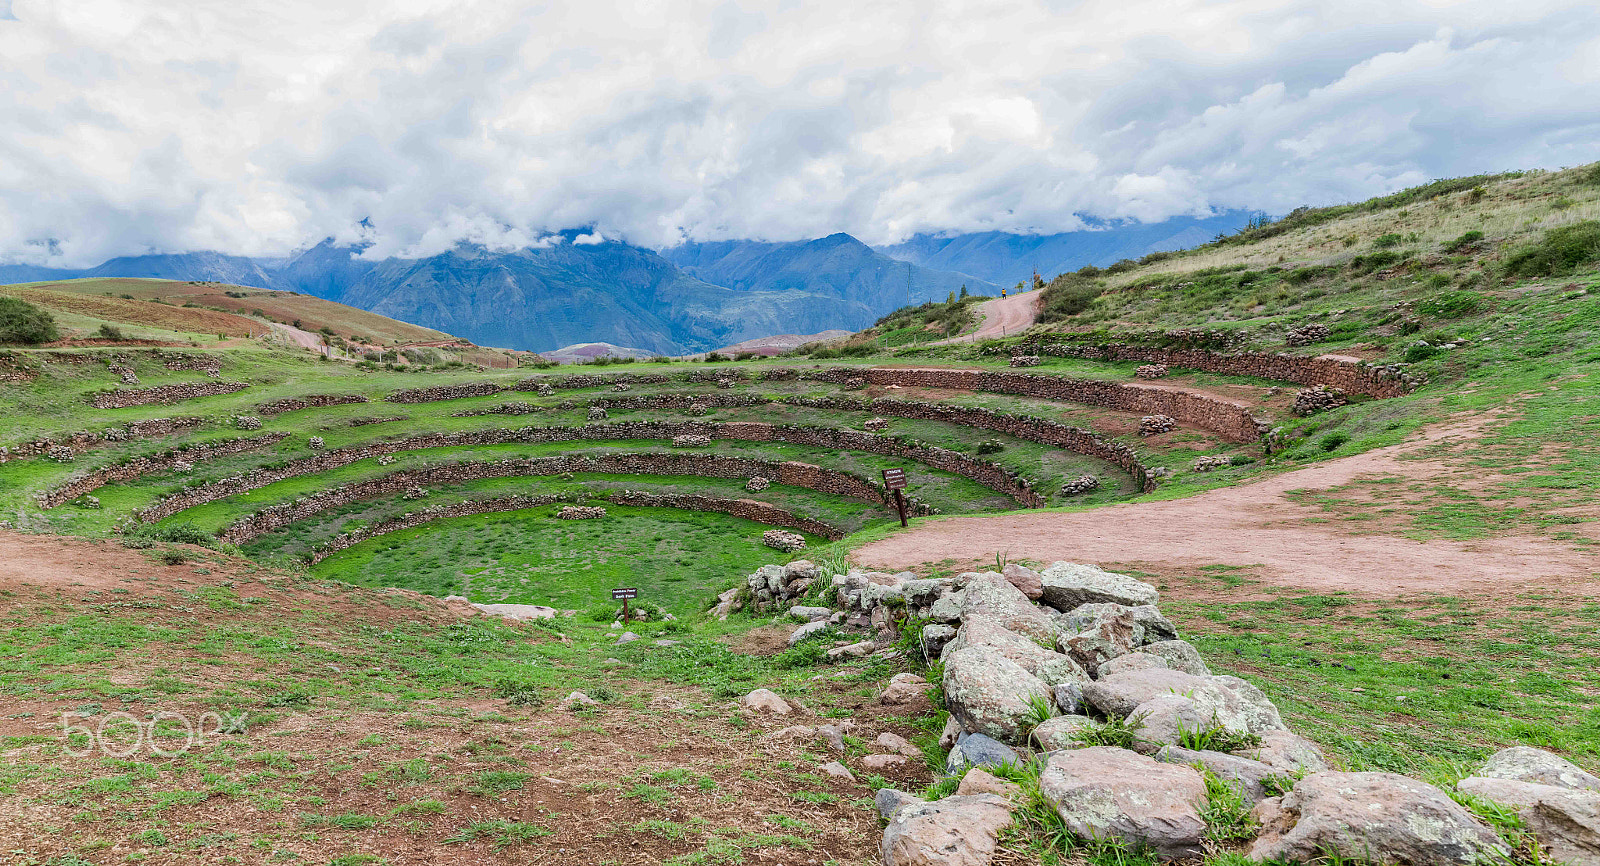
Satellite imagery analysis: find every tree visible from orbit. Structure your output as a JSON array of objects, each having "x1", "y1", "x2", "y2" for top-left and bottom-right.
[
  {"x1": 946, "y1": 290, "x2": 957, "y2": 305},
  {"x1": 959, "y1": 284, "x2": 968, "y2": 299},
  {"x1": 0, "y1": 297, "x2": 60, "y2": 344}
]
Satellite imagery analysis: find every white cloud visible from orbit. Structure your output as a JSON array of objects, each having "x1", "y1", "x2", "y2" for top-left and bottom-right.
[{"x1": 0, "y1": 0, "x2": 1595, "y2": 267}]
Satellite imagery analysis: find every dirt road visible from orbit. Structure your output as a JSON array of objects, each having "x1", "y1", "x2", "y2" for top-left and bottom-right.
[
  {"x1": 854, "y1": 421, "x2": 1600, "y2": 597},
  {"x1": 935, "y1": 291, "x2": 1041, "y2": 344}
]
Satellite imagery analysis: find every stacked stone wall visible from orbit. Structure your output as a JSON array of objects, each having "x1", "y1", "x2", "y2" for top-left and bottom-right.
[
  {"x1": 89, "y1": 381, "x2": 249, "y2": 408},
  {"x1": 302, "y1": 492, "x2": 838, "y2": 564},
  {"x1": 802, "y1": 367, "x2": 1266, "y2": 443},
  {"x1": 217, "y1": 452, "x2": 910, "y2": 544},
  {"x1": 2, "y1": 416, "x2": 208, "y2": 463},
  {"x1": 998, "y1": 342, "x2": 1419, "y2": 397},
  {"x1": 257, "y1": 394, "x2": 369, "y2": 414},
  {"x1": 386, "y1": 382, "x2": 506, "y2": 403},
  {"x1": 133, "y1": 420, "x2": 1036, "y2": 524},
  {"x1": 38, "y1": 433, "x2": 290, "y2": 508}
]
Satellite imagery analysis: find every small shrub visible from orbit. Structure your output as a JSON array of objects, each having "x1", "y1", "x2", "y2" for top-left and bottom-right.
[
  {"x1": 1443, "y1": 230, "x2": 1484, "y2": 252},
  {"x1": 1372, "y1": 233, "x2": 1403, "y2": 248},
  {"x1": 493, "y1": 678, "x2": 544, "y2": 708},
  {"x1": 0, "y1": 297, "x2": 60, "y2": 344},
  {"x1": 1071, "y1": 713, "x2": 1147, "y2": 750},
  {"x1": 1318, "y1": 432, "x2": 1350, "y2": 453},
  {"x1": 1502, "y1": 221, "x2": 1600, "y2": 278},
  {"x1": 1403, "y1": 343, "x2": 1441, "y2": 363},
  {"x1": 975, "y1": 439, "x2": 1005, "y2": 455},
  {"x1": 1177, "y1": 721, "x2": 1263, "y2": 752},
  {"x1": 159, "y1": 550, "x2": 190, "y2": 566},
  {"x1": 95, "y1": 324, "x2": 126, "y2": 340}
]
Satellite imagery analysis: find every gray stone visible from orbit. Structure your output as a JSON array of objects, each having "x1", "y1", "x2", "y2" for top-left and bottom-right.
[
  {"x1": 876, "y1": 731, "x2": 923, "y2": 759},
  {"x1": 1141, "y1": 639, "x2": 1211, "y2": 676},
  {"x1": 616, "y1": 631, "x2": 640, "y2": 643},
  {"x1": 879, "y1": 680, "x2": 928, "y2": 706},
  {"x1": 819, "y1": 761, "x2": 855, "y2": 781},
  {"x1": 787, "y1": 620, "x2": 829, "y2": 647},
  {"x1": 1249, "y1": 772, "x2": 1509, "y2": 865},
  {"x1": 862, "y1": 754, "x2": 909, "y2": 771},
  {"x1": 1155, "y1": 745, "x2": 1287, "y2": 804},
  {"x1": 1039, "y1": 562, "x2": 1159, "y2": 611},
  {"x1": 1456, "y1": 776, "x2": 1600, "y2": 864},
  {"x1": 1475, "y1": 746, "x2": 1600, "y2": 791},
  {"x1": 959, "y1": 573, "x2": 1055, "y2": 641},
  {"x1": 1052, "y1": 682, "x2": 1086, "y2": 716},
  {"x1": 1056, "y1": 602, "x2": 1177, "y2": 645},
  {"x1": 876, "y1": 787, "x2": 925, "y2": 820},
  {"x1": 880, "y1": 794, "x2": 1014, "y2": 866},
  {"x1": 945, "y1": 616, "x2": 1088, "y2": 687},
  {"x1": 1001, "y1": 563, "x2": 1044, "y2": 600},
  {"x1": 901, "y1": 578, "x2": 954, "y2": 606},
  {"x1": 1057, "y1": 611, "x2": 1140, "y2": 674},
  {"x1": 741, "y1": 688, "x2": 792, "y2": 715},
  {"x1": 1083, "y1": 667, "x2": 1207, "y2": 717},
  {"x1": 784, "y1": 559, "x2": 819, "y2": 582},
  {"x1": 921, "y1": 623, "x2": 957, "y2": 659},
  {"x1": 1086, "y1": 668, "x2": 1285, "y2": 735},
  {"x1": 947, "y1": 732, "x2": 1021, "y2": 774},
  {"x1": 928, "y1": 590, "x2": 964, "y2": 624},
  {"x1": 816, "y1": 723, "x2": 849, "y2": 752},
  {"x1": 789, "y1": 605, "x2": 832, "y2": 622},
  {"x1": 1030, "y1": 715, "x2": 1097, "y2": 751},
  {"x1": 1038, "y1": 746, "x2": 1207, "y2": 860},
  {"x1": 826, "y1": 640, "x2": 875, "y2": 660},
  {"x1": 1097, "y1": 652, "x2": 1168, "y2": 679}
]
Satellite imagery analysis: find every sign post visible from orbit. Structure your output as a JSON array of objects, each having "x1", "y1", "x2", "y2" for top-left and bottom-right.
[
  {"x1": 611, "y1": 587, "x2": 639, "y2": 622},
  {"x1": 882, "y1": 468, "x2": 909, "y2": 528}
]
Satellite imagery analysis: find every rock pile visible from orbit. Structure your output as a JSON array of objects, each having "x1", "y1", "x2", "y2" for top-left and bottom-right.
[
  {"x1": 733, "y1": 560, "x2": 821, "y2": 614},
  {"x1": 234, "y1": 415, "x2": 262, "y2": 430},
  {"x1": 671, "y1": 434, "x2": 712, "y2": 448},
  {"x1": 1139, "y1": 414, "x2": 1176, "y2": 436},
  {"x1": 1135, "y1": 364, "x2": 1168, "y2": 379},
  {"x1": 1008, "y1": 355, "x2": 1041, "y2": 368},
  {"x1": 587, "y1": 406, "x2": 608, "y2": 421},
  {"x1": 1285, "y1": 323, "x2": 1330, "y2": 347},
  {"x1": 745, "y1": 476, "x2": 770, "y2": 492},
  {"x1": 762, "y1": 529, "x2": 807, "y2": 552},
  {"x1": 864, "y1": 417, "x2": 891, "y2": 432},
  {"x1": 307, "y1": 436, "x2": 325, "y2": 450},
  {"x1": 1059, "y1": 475, "x2": 1099, "y2": 495},
  {"x1": 1193, "y1": 455, "x2": 1232, "y2": 472},
  {"x1": 1292, "y1": 384, "x2": 1348, "y2": 416},
  {"x1": 556, "y1": 505, "x2": 606, "y2": 520},
  {"x1": 612, "y1": 383, "x2": 631, "y2": 392}
]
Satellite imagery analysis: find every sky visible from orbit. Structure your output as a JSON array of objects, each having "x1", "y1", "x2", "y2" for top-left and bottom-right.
[{"x1": 1, "y1": 0, "x2": 1597, "y2": 267}]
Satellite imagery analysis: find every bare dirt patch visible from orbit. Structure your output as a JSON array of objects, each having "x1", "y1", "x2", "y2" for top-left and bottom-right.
[{"x1": 855, "y1": 419, "x2": 1600, "y2": 598}]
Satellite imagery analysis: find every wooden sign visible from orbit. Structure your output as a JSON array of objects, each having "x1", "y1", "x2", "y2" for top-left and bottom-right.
[
  {"x1": 611, "y1": 588, "x2": 639, "y2": 600},
  {"x1": 882, "y1": 468, "x2": 907, "y2": 490}
]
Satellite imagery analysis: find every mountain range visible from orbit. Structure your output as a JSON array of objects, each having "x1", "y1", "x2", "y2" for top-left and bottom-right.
[{"x1": 0, "y1": 213, "x2": 1249, "y2": 354}]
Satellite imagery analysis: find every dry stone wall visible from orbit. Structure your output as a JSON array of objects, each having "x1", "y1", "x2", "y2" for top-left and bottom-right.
[
  {"x1": 216, "y1": 452, "x2": 914, "y2": 544},
  {"x1": 257, "y1": 394, "x2": 369, "y2": 414},
  {"x1": 302, "y1": 491, "x2": 837, "y2": 563},
  {"x1": 89, "y1": 381, "x2": 249, "y2": 409},
  {"x1": 2, "y1": 416, "x2": 207, "y2": 463},
  {"x1": 802, "y1": 367, "x2": 1267, "y2": 443},
  {"x1": 999, "y1": 342, "x2": 1419, "y2": 397},
  {"x1": 38, "y1": 433, "x2": 290, "y2": 509},
  {"x1": 132, "y1": 420, "x2": 1025, "y2": 524}
]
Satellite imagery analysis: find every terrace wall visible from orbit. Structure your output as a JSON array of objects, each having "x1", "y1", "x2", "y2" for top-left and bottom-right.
[{"x1": 89, "y1": 381, "x2": 249, "y2": 408}]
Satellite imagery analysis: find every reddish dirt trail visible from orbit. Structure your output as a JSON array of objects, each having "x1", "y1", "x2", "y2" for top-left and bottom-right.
[
  {"x1": 855, "y1": 421, "x2": 1600, "y2": 598},
  {"x1": 934, "y1": 291, "x2": 1042, "y2": 344}
]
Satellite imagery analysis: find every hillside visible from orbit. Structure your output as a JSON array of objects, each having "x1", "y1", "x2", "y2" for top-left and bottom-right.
[{"x1": 1, "y1": 165, "x2": 1598, "y2": 865}]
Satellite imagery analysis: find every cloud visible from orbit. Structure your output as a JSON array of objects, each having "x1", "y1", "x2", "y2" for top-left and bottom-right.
[{"x1": 0, "y1": 0, "x2": 1596, "y2": 267}]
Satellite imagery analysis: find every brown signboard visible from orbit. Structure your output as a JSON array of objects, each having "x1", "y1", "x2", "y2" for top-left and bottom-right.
[
  {"x1": 882, "y1": 468, "x2": 907, "y2": 490},
  {"x1": 611, "y1": 588, "x2": 639, "y2": 600}
]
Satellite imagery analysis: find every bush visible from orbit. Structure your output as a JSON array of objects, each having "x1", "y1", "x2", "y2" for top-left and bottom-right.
[
  {"x1": 1417, "y1": 291, "x2": 1486, "y2": 318},
  {"x1": 1319, "y1": 432, "x2": 1350, "y2": 452},
  {"x1": 1502, "y1": 221, "x2": 1600, "y2": 278},
  {"x1": 96, "y1": 324, "x2": 126, "y2": 340},
  {"x1": 0, "y1": 297, "x2": 60, "y2": 344},
  {"x1": 1404, "y1": 344, "x2": 1441, "y2": 363},
  {"x1": 1036, "y1": 273, "x2": 1104, "y2": 322},
  {"x1": 1443, "y1": 230, "x2": 1484, "y2": 252},
  {"x1": 1372, "y1": 233, "x2": 1403, "y2": 248}
]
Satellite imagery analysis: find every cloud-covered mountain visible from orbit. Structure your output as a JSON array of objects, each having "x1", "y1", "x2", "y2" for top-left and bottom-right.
[{"x1": 875, "y1": 212, "x2": 1254, "y2": 288}]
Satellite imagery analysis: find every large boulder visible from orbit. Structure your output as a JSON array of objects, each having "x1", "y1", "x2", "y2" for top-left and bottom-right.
[
  {"x1": 1456, "y1": 776, "x2": 1600, "y2": 864},
  {"x1": 1038, "y1": 746, "x2": 1208, "y2": 860},
  {"x1": 1249, "y1": 730, "x2": 1330, "y2": 774},
  {"x1": 1057, "y1": 610, "x2": 1141, "y2": 673},
  {"x1": 1097, "y1": 652, "x2": 1167, "y2": 679},
  {"x1": 1001, "y1": 563, "x2": 1044, "y2": 600},
  {"x1": 1249, "y1": 772, "x2": 1509, "y2": 865},
  {"x1": 928, "y1": 590, "x2": 964, "y2": 624},
  {"x1": 942, "y1": 646, "x2": 1052, "y2": 744},
  {"x1": 880, "y1": 794, "x2": 1014, "y2": 866},
  {"x1": 944, "y1": 616, "x2": 1089, "y2": 687},
  {"x1": 959, "y1": 573, "x2": 1055, "y2": 641},
  {"x1": 787, "y1": 620, "x2": 829, "y2": 646},
  {"x1": 1141, "y1": 639, "x2": 1211, "y2": 676},
  {"x1": 1474, "y1": 746, "x2": 1600, "y2": 791},
  {"x1": 1039, "y1": 563, "x2": 1159, "y2": 611},
  {"x1": 1056, "y1": 602, "x2": 1177, "y2": 645},
  {"x1": 1086, "y1": 668, "x2": 1285, "y2": 735},
  {"x1": 1155, "y1": 745, "x2": 1286, "y2": 804}
]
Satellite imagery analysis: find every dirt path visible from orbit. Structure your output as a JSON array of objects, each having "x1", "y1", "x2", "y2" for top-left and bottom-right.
[
  {"x1": 268, "y1": 321, "x2": 325, "y2": 353},
  {"x1": 934, "y1": 291, "x2": 1041, "y2": 344},
  {"x1": 854, "y1": 420, "x2": 1600, "y2": 598}
]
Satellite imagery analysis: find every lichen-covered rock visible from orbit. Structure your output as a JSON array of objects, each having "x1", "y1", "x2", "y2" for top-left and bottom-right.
[
  {"x1": 880, "y1": 794, "x2": 1014, "y2": 866},
  {"x1": 788, "y1": 620, "x2": 829, "y2": 646},
  {"x1": 1038, "y1": 746, "x2": 1208, "y2": 860},
  {"x1": 1248, "y1": 730, "x2": 1330, "y2": 775},
  {"x1": 959, "y1": 573, "x2": 1055, "y2": 642},
  {"x1": 921, "y1": 623, "x2": 957, "y2": 658},
  {"x1": 1140, "y1": 639, "x2": 1211, "y2": 676},
  {"x1": 1097, "y1": 652, "x2": 1168, "y2": 679},
  {"x1": 1057, "y1": 611, "x2": 1141, "y2": 674},
  {"x1": 1155, "y1": 745, "x2": 1286, "y2": 804},
  {"x1": 929, "y1": 590, "x2": 964, "y2": 624},
  {"x1": 1455, "y1": 776, "x2": 1600, "y2": 864},
  {"x1": 958, "y1": 768, "x2": 1022, "y2": 799},
  {"x1": 1039, "y1": 563, "x2": 1159, "y2": 611},
  {"x1": 1031, "y1": 714, "x2": 1097, "y2": 751},
  {"x1": 1084, "y1": 668, "x2": 1286, "y2": 736},
  {"x1": 942, "y1": 647, "x2": 1051, "y2": 744},
  {"x1": 1249, "y1": 772, "x2": 1509, "y2": 865},
  {"x1": 1474, "y1": 746, "x2": 1600, "y2": 791},
  {"x1": 944, "y1": 616, "x2": 1088, "y2": 687},
  {"x1": 1055, "y1": 602, "x2": 1177, "y2": 646}
]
